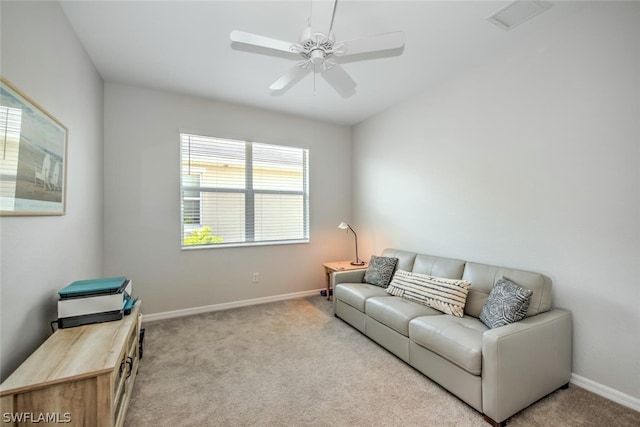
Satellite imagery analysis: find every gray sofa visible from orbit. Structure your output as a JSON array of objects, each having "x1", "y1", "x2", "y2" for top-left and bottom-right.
[{"x1": 333, "y1": 248, "x2": 572, "y2": 426}]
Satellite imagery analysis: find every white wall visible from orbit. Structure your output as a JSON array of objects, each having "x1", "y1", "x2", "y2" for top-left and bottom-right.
[
  {"x1": 103, "y1": 83, "x2": 353, "y2": 315},
  {"x1": 352, "y1": 2, "x2": 639, "y2": 403},
  {"x1": 0, "y1": 1, "x2": 104, "y2": 381}
]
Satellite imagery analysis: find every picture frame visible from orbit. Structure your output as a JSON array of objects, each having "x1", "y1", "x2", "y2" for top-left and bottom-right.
[{"x1": 0, "y1": 77, "x2": 68, "y2": 216}]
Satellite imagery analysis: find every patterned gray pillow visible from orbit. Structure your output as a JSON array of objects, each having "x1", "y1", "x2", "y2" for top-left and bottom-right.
[
  {"x1": 363, "y1": 255, "x2": 398, "y2": 288},
  {"x1": 480, "y1": 276, "x2": 533, "y2": 329}
]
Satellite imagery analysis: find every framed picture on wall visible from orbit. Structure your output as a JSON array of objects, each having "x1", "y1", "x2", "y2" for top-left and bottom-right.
[{"x1": 0, "y1": 77, "x2": 68, "y2": 216}]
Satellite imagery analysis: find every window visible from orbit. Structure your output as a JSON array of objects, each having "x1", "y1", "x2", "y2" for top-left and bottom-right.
[{"x1": 180, "y1": 133, "x2": 309, "y2": 248}]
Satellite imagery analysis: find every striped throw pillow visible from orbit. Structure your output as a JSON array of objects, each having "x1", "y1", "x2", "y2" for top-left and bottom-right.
[{"x1": 386, "y1": 270, "x2": 471, "y2": 317}]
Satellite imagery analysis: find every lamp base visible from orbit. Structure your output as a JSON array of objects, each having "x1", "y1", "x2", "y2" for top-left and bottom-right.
[{"x1": 350, "y1": 261, "x2": 366, "y2": 266}]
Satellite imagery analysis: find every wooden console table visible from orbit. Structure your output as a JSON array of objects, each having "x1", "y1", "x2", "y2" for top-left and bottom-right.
[
  {"x1": 322, "y1": 261, "x2": 368, "y2": 300},
  {"x1": 0, "y1": 301, "x2": 142, "y2": 427}
]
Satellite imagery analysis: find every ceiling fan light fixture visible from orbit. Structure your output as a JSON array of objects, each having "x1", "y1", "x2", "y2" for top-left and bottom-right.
[{"x1": 310, "y1": 49, "x2": 325, "y2": 64}]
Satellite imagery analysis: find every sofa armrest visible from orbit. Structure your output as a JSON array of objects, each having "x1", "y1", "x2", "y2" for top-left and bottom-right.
[
  {"x1": 332, "y1": 270, "x2": 367, "y2": 312},
  {"x1": 333, "y1": 269, "x2": 367, "y2": 285},
  {"x1": 481, "y1": 309, "x2": 572, "y2": 424}
]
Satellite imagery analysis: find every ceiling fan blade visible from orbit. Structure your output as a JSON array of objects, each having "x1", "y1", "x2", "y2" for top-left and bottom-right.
[
  {"x1": 230, "y1": 30, "x2": 295, "y2": 54},
  {"x1": 321, "y1": 63, "x2": 356, "y2": 98},
  {"x1": 269, "y1": 63, "x2": 312, "y2": 93},
  {"x1": 337, "y1": 31, "x2": 405, "y2": 57}
]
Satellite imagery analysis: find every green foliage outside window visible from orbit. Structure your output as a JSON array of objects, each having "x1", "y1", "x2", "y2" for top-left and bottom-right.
[{"x1": 183, "y1": 226, "x2": 224, "y2": 246}]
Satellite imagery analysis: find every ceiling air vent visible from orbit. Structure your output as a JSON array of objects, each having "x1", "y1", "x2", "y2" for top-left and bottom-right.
[{"x1": 487, "y1": 0, "x2": 552, "y2": 31}]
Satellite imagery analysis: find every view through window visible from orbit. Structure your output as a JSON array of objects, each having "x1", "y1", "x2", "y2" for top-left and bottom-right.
[{"x1": 180, "y1": 133, "x2": 309, "y2": 248}]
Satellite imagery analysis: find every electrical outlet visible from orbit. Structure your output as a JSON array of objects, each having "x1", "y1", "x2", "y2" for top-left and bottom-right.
[{"x1": 252, "y1": 272, "x2": 259, "y2": 283}]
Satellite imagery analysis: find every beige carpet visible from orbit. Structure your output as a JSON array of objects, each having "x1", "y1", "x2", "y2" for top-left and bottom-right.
[{"x1": 125, "y1": 296, "x2": 639, "y2": 426}]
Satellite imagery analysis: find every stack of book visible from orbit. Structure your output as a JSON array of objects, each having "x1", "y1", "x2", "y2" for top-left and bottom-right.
[{"x1": 57, "y1": 276, "x2": 136, "y2": 328}]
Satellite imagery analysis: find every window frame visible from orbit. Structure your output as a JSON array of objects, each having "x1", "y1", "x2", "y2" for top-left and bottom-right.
[{"x1": 179, "y1": 133, "x2": 310, "y2": 249}]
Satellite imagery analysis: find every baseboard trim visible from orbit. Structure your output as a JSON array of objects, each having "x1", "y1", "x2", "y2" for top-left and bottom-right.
[
  {"x1": 570, "y1": 373, "x2": 640, "y2": 412},
  {"x1": 142, "y1": 289, "x2": 322, "y2": 322}
]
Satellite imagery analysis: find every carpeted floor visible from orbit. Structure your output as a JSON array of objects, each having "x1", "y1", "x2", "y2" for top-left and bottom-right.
[{"x1": 125, "y1": 296, "x2": 639, "y2": 426}]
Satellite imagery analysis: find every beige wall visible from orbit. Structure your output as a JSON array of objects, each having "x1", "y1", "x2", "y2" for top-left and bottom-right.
[
  {"x1": 352, "y1": 1, "x2": 639, "y2": 405},
  {"x1": 103, "y1": 83, "x2": 353, "y2": 315},
  {"x1": 0, "y1": 1, "x2": 104, "y2": 381}
]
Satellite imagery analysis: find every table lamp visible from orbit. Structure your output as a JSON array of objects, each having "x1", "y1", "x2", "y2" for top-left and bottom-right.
[{"x1": 338, "y1": 222, "x2": 365, "y2": 266}]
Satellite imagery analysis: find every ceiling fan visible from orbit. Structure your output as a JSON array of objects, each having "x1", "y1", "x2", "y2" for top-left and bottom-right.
[{"x1": 229, "y1": 0, "x2": 405, "y2": 98}]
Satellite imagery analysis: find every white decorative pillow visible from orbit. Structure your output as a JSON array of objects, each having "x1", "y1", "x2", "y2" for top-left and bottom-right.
[{"x1": 386, "y1": 270, "x2": 471, "y2": 317}]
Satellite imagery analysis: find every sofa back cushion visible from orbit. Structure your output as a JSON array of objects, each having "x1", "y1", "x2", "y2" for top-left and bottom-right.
[
  {"x1": 462, "y1": 262, "x2": 552, "y2": 318},
  {"x1": 412, "y1": 254, "x2": 466, "y2": 279},
  {"x1": 381, "y1": 248, "x2": 417, "y2": 272}
]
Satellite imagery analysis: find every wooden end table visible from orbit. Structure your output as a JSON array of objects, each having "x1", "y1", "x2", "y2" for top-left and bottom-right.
[{"x1": 322, "y1": 261, "x2": 369, "y2": 300}]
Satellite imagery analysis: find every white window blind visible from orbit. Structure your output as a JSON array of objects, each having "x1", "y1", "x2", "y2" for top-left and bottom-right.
[{"x1": 180, "y1": 133, "x2": 309, "y2": 248}]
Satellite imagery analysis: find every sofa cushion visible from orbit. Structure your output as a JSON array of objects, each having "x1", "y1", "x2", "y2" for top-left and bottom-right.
[
  {"x1": 386, "y1": 270, "x2": 471, "y2": 317},
  {"x1": 366, "y1": 296, "x2": 441, "y2": 336},
  {"x1": 363, "y1": 255, "x2": 398, "y2": 287},
  {"x1": 479, "y1": 276, "x2": 533, "y2": 329},
  {"x1": 412, "y1": 254, "x2": 466, "y2": 279},
  {"x1": 409, "y1": 315, "x2": 488, "y2": 376},
  {"x1": 334, "y1": 283, "x2": 389, "y2": 312},
  {"x1": 381, "y1": 248, "x2": 417, "y2": 272},
  {"x1": 462, "y1": 262, "x2": 552, "y2": 318}
]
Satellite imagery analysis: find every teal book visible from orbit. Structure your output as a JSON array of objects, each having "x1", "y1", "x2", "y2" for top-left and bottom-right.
[
  {"x1": 59, "y1": 276, "x2": 128, "y2": 299},
  {"x1": 123, "y1": 296, "x2": 138, "y2": 315}
]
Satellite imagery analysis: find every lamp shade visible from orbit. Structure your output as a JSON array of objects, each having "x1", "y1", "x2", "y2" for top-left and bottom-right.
[{"x1": 338, "y1": 222, "x2": 349, "y2": 230}]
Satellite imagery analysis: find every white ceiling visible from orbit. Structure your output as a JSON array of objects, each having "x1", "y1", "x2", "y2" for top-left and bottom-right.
[{"x1": 59, "y1": 1, "x2": 588, "y2": 126}]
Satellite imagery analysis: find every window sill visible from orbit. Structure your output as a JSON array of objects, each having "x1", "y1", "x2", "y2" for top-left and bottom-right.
[{"x1": 181, "y1": 239, "x2": 309, "y2": 251}]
